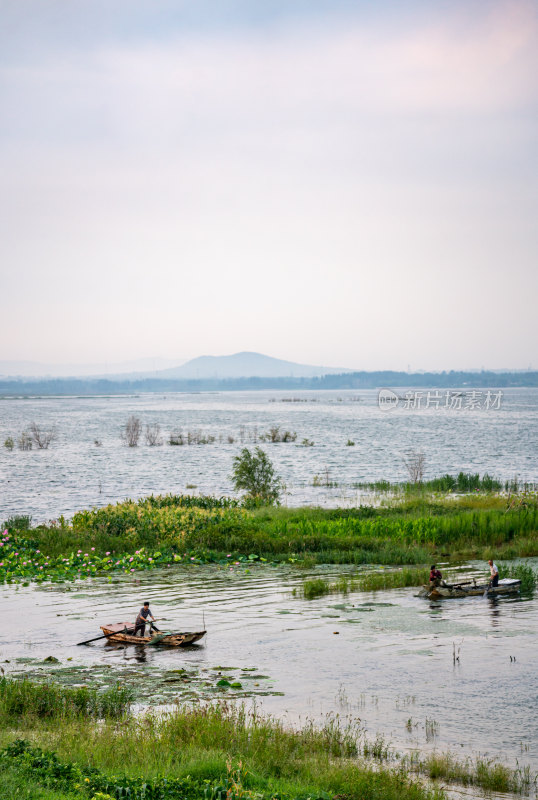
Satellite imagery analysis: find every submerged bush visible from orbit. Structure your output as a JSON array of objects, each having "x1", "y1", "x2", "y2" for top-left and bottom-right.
[
  {"x1": 498, "y1": 562, "x2": 537, "y2": 592},
  {"x1": 0, "y1": 678, "x2": 132, "y2": 720},
  {"x1": 298, "y1": 567, "x2": 429, "y2": 598}
]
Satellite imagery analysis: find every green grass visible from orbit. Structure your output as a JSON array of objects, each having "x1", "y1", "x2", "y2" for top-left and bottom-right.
[
  {"x1": 406, "y1": 750, "x2": 535, "y2": 795},
  {"x1": 355, "y1": 472, "x2": 505, "y2": 493},
  {"x1": 3, "y1": 493, "x2": 538, "y2": 585},
  {"x1": 0, "y1": 700, "x2": 446, "y2": 800},
  {"x1": 0, "y1": 678, "x2": 132, "y2": 721},
  {"x1": 498, "y1": 562, "x2": 538, "y2": 592},
  {"x1": 356, "y1": 567, "x2": 429, "y2": 591},
  {"x1": 2, "y1": 686, "x2": 534, "y2": 800},
  {"x1": 0, "y1": 763, "x2": 81, "y2": 800},
  {"x1": 297, "y1": 567, "x2": 429, "y2": 598},
  {"x1": 353, "y1": 472, "x2": 538, "y2": 494}
]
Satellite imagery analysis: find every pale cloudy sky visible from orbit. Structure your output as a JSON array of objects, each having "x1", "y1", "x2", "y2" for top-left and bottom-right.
[{"x1": 1, "y1": 0, "x2": 537, "y2": 370}]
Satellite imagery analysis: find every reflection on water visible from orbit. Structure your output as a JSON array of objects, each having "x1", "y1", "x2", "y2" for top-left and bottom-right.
[{"x1": 1, "y1": 561, "x2": 537, "y2": 773}]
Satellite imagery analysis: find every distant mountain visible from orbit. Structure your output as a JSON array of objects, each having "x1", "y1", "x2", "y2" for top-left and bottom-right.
[{"x1": 154, "y1": 352, "x2": 351, "y2": 379}]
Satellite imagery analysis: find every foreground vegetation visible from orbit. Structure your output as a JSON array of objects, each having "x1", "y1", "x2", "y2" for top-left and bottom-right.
[
  {"x1": 2, "y1": 491, "x2": 538, "y2": 584},
  {"x1": 0, "y1": 678, "x2": 132, "y2": 721},
  {"x1": 1, "y1": 677, "x2": 535, "y2": 800},
  {"x1": 0, "y1": 678, "x2": 444, "y2": 800}
]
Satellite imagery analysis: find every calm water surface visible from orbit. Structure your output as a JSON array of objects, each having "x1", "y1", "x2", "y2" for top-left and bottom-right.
[
  {"x1": 1, "y1": 388, "x2": 537, "y2": 521},
  {"x1": 2, "y1": 562, "x2": 537, "y2": 775}
]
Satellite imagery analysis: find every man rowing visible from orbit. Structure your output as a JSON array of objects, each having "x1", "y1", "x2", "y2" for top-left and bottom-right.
[
  {"x1": 488, "y1": 559, "x2": 499, "y2": 588},
  {"x1": 134, "y1": 601, "x2": 160, "y2": 637}
]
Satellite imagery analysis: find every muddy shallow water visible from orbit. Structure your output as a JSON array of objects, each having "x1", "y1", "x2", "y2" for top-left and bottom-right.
[{"x1": 2, "y1": 561, "x2": 537, "y2": 775}]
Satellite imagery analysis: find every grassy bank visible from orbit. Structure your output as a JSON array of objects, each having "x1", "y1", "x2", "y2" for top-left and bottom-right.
[
  {"x1": 0, "y1": 679, "x2": 443, "y2": 800},
  {"x1": 2, "y1": 493, "x2": 538, "y2": 584},
  {"x1": 1, "y1": 678, "x2": 535, "y2": 800}
]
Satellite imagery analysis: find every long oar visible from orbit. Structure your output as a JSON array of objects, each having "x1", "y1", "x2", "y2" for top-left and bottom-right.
[{"x1": 77, "y1": 624, "x2": 136, "y2": 646}]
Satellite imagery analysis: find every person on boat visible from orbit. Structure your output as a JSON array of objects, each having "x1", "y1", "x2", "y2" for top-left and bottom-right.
[
  {"x1": 134, "y1": 602, "x2": 160, "y2": 637},
  {"x1": 488, "y1": 560, "x2": 499, "y2": 588},
  {"x1": 429, "y1": 565, "x2": 443, "y2": 586}
]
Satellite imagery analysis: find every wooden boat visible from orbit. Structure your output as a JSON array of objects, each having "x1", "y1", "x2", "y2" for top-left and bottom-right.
[
  {"x1": 101, "y1": 622, "x2": 206, "y2": 646},
  {"x1": 421, "y1": 578, "x2": 521, "y2": 600}
]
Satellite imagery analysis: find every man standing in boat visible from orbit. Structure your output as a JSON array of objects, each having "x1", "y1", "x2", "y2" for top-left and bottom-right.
[
  {"x1": 488, "y1": 560, "x2": 499, "y2": 588},
  {"x1": 134, "y1": 602, "x2": 160, "y2": 637}
]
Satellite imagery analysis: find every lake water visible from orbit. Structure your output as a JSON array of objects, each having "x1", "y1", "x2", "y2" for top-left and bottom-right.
[
  {"x1": 2, "y1": 561, "x2": 537, "y2": 778},
  {"x1": 1, "y1": 388, "x2": 537, "y2": 522}
]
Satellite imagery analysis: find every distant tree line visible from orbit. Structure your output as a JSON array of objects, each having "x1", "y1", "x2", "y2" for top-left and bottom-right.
[{"x1": 0, "y1": 370, "x2": 537, "y2": 396}]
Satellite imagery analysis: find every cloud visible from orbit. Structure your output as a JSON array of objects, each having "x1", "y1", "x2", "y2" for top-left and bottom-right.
[
  {"x1": 2, "y1": 0, "x2": 537, "y2": 147},
  {"x1": 0, "y1": 0, "x2": 537, "y2": 367}
]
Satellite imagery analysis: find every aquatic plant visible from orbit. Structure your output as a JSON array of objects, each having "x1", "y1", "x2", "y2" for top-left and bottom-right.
[
  {"x1": 298, "y1": 567, "x2": 429, "y2": 598},
  {"x1": 0, "y1": 527, "x2": 176, "y2": 584},
  {"x1": 3, "y1": 495, "x2": 538, "y2": 584},
  {"x1": 356, "y1": 567, "x2": 429, "y2": 591},
  {"x1": 498, "y1": 562, "x2": 537, "y2": 592},
  {"x1": 301, "y1": 578, "x2": 332, "y2": 599},
  {"x1": 259, "y1": 426, "x2": 297, "y2": 443},
  {"x1": 121, "y1": 415, "x2": 141, "y2": 446},
  {"x1": 29, "y1": 421, "x2": 56, "y2": 449},
  {"x1": 312, "y1": 467, "x2": 337, "y2": 487},
  {"x1": 354, "y1": 472, "x2": 505, "y2": 493},
  {"x1": 144, "y1": 422, "x2": 162, "y2": 446},
  {"x1": 0, "y1": 678, "x2": 132, "y2": 720},
  {"x1": 405, "y1": 750, "x2": 535, "y2": 795},
  {"x1": 17, "y1": 430, "x2": 33, "y2": 450}
]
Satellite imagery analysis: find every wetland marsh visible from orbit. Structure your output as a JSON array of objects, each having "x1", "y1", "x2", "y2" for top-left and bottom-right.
[
  {"x1": 2, "y1": 560, "x2": 537, "y2": 777},
  {"x1": 1, "y1": 389, "x2": 537, "y2": 797}
]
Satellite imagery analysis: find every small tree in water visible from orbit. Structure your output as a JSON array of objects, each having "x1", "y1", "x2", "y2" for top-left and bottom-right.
[
  {"x1": 402, "y1": 449, "x2": 425, "y2": 484},
  {"x1": 122, "y1": 415, "x2": 142, "y2": 447},
  {"x1": 232, "y1": 447, "x2": 281, "y2": 506}
]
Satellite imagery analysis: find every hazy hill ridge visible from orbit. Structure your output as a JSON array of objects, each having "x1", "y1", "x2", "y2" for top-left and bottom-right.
[
  {"x1": 0, "y1": 352, "x2": 349, "y2": 380},
  {"x1": 154, "y1": 352, "x2": 351, "y2": 379}
]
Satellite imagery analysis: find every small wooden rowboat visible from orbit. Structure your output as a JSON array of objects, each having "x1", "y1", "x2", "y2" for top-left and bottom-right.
[
  {"x1": 421, "y1": 578, "x2": 521, "y2": 600},
  {"x1": 101, "y1": 622, "x2": 206, "y2": 646}
]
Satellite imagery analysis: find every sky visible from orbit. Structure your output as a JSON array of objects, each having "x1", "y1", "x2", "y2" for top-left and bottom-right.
[{"x1": 1, "y1": 0, "x2": 537, "y2": 371}]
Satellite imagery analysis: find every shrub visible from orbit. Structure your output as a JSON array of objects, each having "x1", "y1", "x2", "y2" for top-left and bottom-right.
[
  {"x1": 29, "y1": 422, "x2": 56, "y2": 449},
  {"x1": 17, "y1": 431, "x2": 33, "y2": 450},
  {"x1": 145, "y1": 423, "x2": 162, "y2": 446},
  {"x1": 232, "y1": 448, "x2": 281, "y2": 506},
  {"x1": 121, "y1": 416, "x2": 141, "y2": 447}
]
